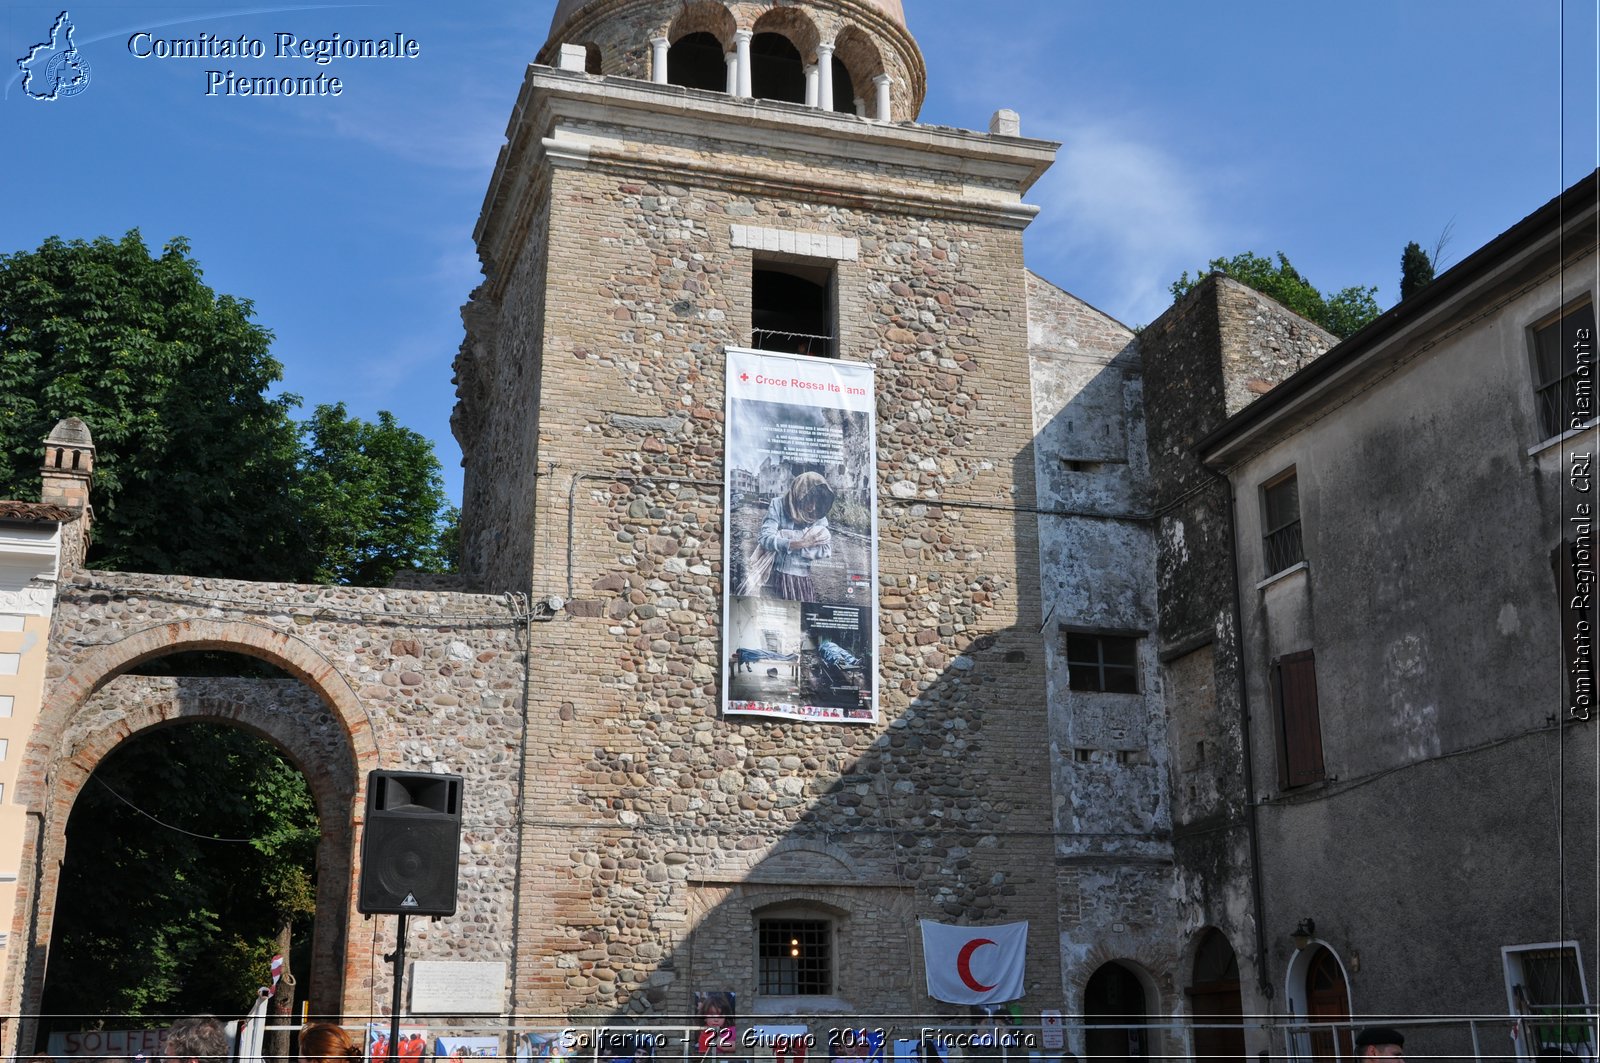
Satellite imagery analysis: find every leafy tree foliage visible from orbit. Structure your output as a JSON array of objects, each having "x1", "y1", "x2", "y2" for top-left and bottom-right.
[
  {"x1": 1399, "y1": 240, "x2": 1436, "y2": 300},
  {"x1": 0, "y1": 232, "x2": 303, "y2": 578},
  {"x1": 39, "y1": 723, "x2": 318, "y2": 1020},
  {"x1": 296, "y1": 403, "x2": 452, "y2": 585},
  {"x1": 0, "y1": 232, "x2": 455, "y2": 582},
  {"x1": 1170, "y1": 251, "x2": 1381, "y2": 339}
]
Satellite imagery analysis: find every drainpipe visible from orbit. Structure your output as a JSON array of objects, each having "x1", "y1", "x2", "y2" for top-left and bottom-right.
[{"x1": 1207, "y1": 464, "x2": 1274, "y2": 1004}]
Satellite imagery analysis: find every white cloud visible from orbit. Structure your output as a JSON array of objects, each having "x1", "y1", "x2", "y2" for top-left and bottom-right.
[{"x1": 1025, "y1": 123, "x2": 1236, "y2": 328}]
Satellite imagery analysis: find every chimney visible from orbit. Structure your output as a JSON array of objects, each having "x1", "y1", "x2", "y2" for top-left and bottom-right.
[{"x1": 40, "y1": 417, "x2": 94, "y2": 571}]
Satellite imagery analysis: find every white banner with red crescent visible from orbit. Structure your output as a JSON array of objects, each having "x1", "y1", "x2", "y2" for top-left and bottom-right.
[{"x1": 919, "y1": 919, "x2": 1028, "y2": 1004}]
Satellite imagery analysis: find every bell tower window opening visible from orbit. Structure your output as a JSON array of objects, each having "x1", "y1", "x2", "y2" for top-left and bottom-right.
[
  {"x1": 668, "y1": 32, "x2": 727, "y2": 92},
  {"x1": 752, "y1": 259, "x2": 834, "y2": 357},
  {"x1": 830, "y1": 57, "x2": 856, "y2": 114},
  {"x1": 750, "y1": 33, "x2": 806, "y2": 104}
]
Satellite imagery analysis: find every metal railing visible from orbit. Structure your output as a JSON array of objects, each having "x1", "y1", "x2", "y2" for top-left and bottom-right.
[{"x1": 22, "y1": 1012, "x2": 1600, "y2": 1062}]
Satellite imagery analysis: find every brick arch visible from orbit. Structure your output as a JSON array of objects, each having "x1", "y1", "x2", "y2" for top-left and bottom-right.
[
  {"x1": 749, "y1": 6, "x2": 822, "y2": 60},
  {"x1": 1073, "y1": 954, "x2": 1178, "y2": 1060},
  {"x1": 667, "y1": 1, "x2": 738, "y2": 48},
  {"x1": 7, "y1": 621, "x2": 378, "y2": 1047},
  {"x1": 46, "y1": 679, "x2": 357, "y2": 1014},
  {"x1": 831, "y1": 24, "x2": 884, "y2": 85},
  {"x1": 27, "y1": 617, "x2": 379, "y2": 806}
]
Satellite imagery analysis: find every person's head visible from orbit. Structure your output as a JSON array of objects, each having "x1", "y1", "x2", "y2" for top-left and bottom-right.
[
  {"x1": 785, "y1": 472, "x2": 836, "y2": 525},
  {"x1": 301, "y1": 1023, "x2": 362, "y2": 1062},
  {"x1": 1355, "y1": 1028, "x2": 1405, "y2": 1060},
  {"x1": 165, "y1": 1015, "x2": 229, "y2": 1063}
]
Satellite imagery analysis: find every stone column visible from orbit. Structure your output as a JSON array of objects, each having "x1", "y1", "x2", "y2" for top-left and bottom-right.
[
  {"x1": 650, "y1": 37, "x2": 669, "y2": 84},
  {"x1": 724, "y1": 50, "x2": 737, "y2": 93},
  {"x1": 804, "y1": 64, "x2": 819, "y2": 107},
  {"x1": 873, "y1": 73, "x2": 891, "y2": 121},
  {"x1": 734, "y1": 29, "x2": 753, "y2": 97},
  {"x1": 816, "y1": 42, "x2": 835, "y2": 110}
]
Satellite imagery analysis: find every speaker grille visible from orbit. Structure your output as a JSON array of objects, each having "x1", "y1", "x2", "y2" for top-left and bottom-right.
[{"x1": 358, "y1": 771, "x2": 464, "y2": 916}]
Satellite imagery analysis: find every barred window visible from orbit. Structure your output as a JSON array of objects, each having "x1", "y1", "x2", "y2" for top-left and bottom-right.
[
  {"x1": 758, "y1": 918, "x2": 832, "y2": 995},
  {"x1": 752, "y1": 259, "x2": 835, "y2": 357},
  {"x1": 1262, "y1": 470, "x2": 1304, "y2": 577}
]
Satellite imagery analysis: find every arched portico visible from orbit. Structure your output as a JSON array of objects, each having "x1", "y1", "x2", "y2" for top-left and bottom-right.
[{"x1": 6, "y1": 617, "x2": 381, "y2": 1053}]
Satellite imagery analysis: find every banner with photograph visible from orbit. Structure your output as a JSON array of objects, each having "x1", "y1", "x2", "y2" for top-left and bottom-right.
[{"x1": 723, "y1": 347, "x2": 878, "y2": 723}]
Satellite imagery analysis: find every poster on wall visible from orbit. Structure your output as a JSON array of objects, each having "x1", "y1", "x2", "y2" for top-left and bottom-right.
[{"x1": 723, "y1": 347, "x2": 878, "y2": 723}]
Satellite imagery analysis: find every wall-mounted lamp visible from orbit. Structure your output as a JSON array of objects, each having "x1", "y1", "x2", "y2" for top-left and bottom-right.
[{"x1": 1291, "y1": 918, "x2": 1316, "y2": 950}]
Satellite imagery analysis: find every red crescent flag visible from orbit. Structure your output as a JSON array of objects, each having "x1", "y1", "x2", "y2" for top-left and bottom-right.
[{"x1": 919, "y1": 919, "x2": 1027, "y2": 1004}]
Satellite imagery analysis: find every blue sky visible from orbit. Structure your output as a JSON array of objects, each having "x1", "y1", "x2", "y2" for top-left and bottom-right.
[{"x1": 3, "y1": 1, "x2": 1596, "y2": 504}]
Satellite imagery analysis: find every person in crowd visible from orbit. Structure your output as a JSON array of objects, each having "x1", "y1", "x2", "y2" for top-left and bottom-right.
[
  {"x1": 757, "y1": 471, "x2": 836, "y2": 602},
  {"x1": 696, "y1": 992, "x2": 737, "y2": 1058},
  {"x1": 165, "y1": 1015, "x2": 230, "y2": 1063},
  {"x1": 1354, "y1": 1028, "x2": 1405, "y2": 1061},
  {"x1": 300, "y1": 1022, "x2": 363, "y2": 1061}
]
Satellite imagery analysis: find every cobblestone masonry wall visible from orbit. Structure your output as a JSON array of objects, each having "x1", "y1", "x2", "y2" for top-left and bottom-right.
[
  {"x1": 460, "y1": 96, "x2": 1063, "y2": 1020},
  {"x1": 538, "y1": 0, "x2": 927, "y2": 123},
  {"x1": 457, "y1": 182, "x2": 551, "y2": 591},
  {"x1": 16, "y1": 572, "x2": 526, "y2": 1032}
]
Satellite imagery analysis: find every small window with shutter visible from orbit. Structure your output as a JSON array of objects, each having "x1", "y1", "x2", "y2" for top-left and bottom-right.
[{"x1": 1272, "y1": 650, "x2": 1325, "y2": 788}]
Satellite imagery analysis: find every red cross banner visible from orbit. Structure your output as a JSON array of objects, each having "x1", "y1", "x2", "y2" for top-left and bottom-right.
[{"x1": 919, "y1": 919, "x2": 1028, "y2": 1004}]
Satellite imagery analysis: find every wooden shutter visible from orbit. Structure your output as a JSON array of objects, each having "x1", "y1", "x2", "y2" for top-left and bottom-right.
[{"x1": 1273, "y1": 650, "x2": 1325, "y2": 788}]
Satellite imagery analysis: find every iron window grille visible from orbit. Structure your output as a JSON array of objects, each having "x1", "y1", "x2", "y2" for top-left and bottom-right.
[
  {"x1": 758, "y1": 918, "x2": 831, "y2": 995},
  {"x1": 1262, "y1": 472, "x2": 1304, "y2": 576}
]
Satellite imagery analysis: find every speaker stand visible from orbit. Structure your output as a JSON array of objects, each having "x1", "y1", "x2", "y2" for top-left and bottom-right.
[{"x1": 386, "y1": 912, "x2": 410, "y2": 1061}]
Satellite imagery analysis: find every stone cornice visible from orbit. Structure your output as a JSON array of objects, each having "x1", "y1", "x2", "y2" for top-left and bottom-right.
[{"x1": 474, "y1": 68, "x2": 1056, "y2": 297}]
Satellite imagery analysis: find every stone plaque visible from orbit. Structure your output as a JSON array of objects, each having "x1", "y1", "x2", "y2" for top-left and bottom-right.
[{"x1": 409, "y1": 960, "x2": 506, "y2": 1014}]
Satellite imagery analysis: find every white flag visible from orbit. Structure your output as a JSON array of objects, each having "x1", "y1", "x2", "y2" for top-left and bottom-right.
[{"x1": 919, "y1": 919, "x2": 1027, "y2": 1004}]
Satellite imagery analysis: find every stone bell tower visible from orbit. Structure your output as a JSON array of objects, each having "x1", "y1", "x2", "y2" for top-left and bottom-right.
[{"x1": 455, "y1": 0, "x2": 1071, "y2": 1024}]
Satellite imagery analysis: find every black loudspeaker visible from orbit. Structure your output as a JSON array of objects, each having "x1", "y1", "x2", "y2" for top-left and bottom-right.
[{"x1": 358, "y1": 770, "x2": 464, "y2": 916}]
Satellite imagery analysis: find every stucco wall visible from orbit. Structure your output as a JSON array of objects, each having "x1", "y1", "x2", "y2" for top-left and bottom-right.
[{"x1": 1225, "y1": 250, "x2": 1600, "y2": 1031}]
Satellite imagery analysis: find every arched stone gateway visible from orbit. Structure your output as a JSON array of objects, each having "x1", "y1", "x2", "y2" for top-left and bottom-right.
[{"x1": 5, "y1": 574, "x2": 527, "y2": 1055}]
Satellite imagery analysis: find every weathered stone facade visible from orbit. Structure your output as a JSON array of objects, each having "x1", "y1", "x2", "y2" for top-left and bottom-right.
[
  {"x1": 1137, "y1": 273, "x2": 1337, "y2": 1040},
  {"x1": 456, "y1": 10, "x2": 1065, "y2": 1016}
]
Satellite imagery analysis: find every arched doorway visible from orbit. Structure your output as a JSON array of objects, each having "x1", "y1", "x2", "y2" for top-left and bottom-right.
[
  {"x1": 1305, "y1": 947, "x2": 1352, "y2": 1062},
  {"x1": 12, "y1": 621, "x2": 375, "y2": 1055},
  {"x1": 37, "y1": 717, "x2": 319, "y2": 1039},
  {"x1": 1085, "y1": 961, "x2": 1150, "y2": 1060},
  {"x1": 1187, "y1": 930, "x2": 1245, "y2": 1063}
]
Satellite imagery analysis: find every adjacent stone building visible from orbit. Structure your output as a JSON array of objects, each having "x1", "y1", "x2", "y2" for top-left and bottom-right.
[{"x1": 1170, "y1": 171, "x2": 1600, "y2": 1060}]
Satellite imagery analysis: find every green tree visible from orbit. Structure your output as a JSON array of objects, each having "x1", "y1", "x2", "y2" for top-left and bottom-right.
[
  {"x1": 39, "y1": 723, "x2": 319, "y2": 1020},
  {"x1": 1170, "y1": 250, "x2": 1381, "y2": 339},
  {"x1": 0, "y1": 232, "x2": 304, "y2": 578},
  {"x1": 1399, "y1": 240, "x2": 1436, "y2": 300},
  {"x1": 295, "y1": 403, "x2": 454, "y2": 585},
  {"x1": 0, "y1": 231, "x2": 456, "y2": 582}
]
